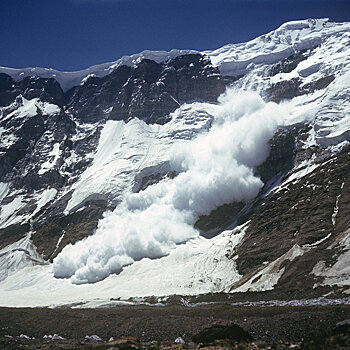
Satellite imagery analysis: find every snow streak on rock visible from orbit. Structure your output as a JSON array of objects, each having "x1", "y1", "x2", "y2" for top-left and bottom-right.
[{"x1": 53, "y1": 90, "x2": 287, "y2": 284}]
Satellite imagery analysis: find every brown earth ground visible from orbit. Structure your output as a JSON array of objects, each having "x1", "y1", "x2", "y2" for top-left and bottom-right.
[{"x1": 0, "y1": 304, "x2": 349, "y2": 349}]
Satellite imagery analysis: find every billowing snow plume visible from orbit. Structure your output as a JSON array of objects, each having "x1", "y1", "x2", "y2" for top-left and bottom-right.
[{"x1": 53, "y1": 90, "x2": 287, "y2": 284}]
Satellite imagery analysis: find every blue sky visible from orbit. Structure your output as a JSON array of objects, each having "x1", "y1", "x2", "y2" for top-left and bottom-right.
[{"x1": 1, "y1": 0, "x2": 349, "y2": 71}]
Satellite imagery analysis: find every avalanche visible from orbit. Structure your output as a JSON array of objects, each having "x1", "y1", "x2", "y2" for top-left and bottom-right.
[{"x1": 53, "y1": 90, "x2": 287, "y2": 284}]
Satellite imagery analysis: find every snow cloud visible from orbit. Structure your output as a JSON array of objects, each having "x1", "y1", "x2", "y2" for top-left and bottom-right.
[{"x1": 53, "y1": 89, "x2": 288, "y2": 284}]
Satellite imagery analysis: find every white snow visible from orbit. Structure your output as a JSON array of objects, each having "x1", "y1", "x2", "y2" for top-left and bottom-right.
[
  {"x1": 19, "y1": 334, "x2": 33, "y2": 340},
  {"x1": 32, "y1": 188, "x2": 57, "y2": 217},
  {"x1": 0, "y1": 127, "x2": 18, "y2": 148},
  {"x1": 233, "y1": 244, "x2": 307, "y2": 292},
  {"x1": 0, "y1": 233, "x2": 46, "y2": 282},
  {"x1": 44, "y1": 334, "x2": 65, "y2": 340},
  {"x1": 0, "y1": 182, "x2": 9, "y2": 202},
  {"x1": 304, "y1": 233, "x2": 332, "y2": 248},
  {"x1": 312, "y1": 228, "x2": 350, "y2": 287},
  {"x1": 204, "y1": 19, "x2": 350, "y2": 78},
  {"x1": 332, "y1": 182, "x2": 344, "y2": 226},
  {"x1": 38, "y1": 143, "x2": 61, "y2": 175},
  {"x1": 42, "y1": 102, "x2": 60, "y2": 115},
  {"x1": 0, "y1": 224, "x2": 247, "y2": 307},
  {"x1": 85, "y1": 335, "x2": 103, "y2": 341},
  {"x1": 175, "y1": 337, "x2": 185, "y2": 344},
  {"x1": 0, "y1": 196, "x2": 25, "y2": 228},
  {"x1": 52, "y1": 231, "x2": 65, "y2": 256}
]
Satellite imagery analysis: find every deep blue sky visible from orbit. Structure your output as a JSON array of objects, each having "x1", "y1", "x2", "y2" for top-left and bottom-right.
[{"x1": 1, "y1": 0, "x2": 349, "y2": 71}]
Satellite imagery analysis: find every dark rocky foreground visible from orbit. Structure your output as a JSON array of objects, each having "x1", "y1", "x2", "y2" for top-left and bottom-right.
[{"x1": 0, "y1": 304, "x2": 350, "y2": 349}]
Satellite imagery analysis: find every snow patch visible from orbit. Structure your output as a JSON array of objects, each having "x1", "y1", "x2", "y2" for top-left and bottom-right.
[
  {"x1": 0, "y1": 182, "x2": 9, "y2": 202},
  {"x1": 85, "y1": 335, "x2": 102, "y2": 341},
  {"x1": 41, "y1": 102, "x2": 60, "y2": 115},
  {"x1": 38, "y1": 143, "x2": 61, "y2": 175},
  {"x1": 312, "y1": 228, "x2": 350, "y2": 287},
  {"x1": 0, "y1": 196, "x2": 25, "y2": 228},
  {"x1": 32, "y1": 188, "x2": 57, "y2": 217},
  {"x1": 0, "y1": 127, "x2": 18, "y2": 148},
  {"x1": 233, "y1": 244, "x2": 307, "y2": 292},
  {"x1": 53, "y1": 231, "x2": 65, "y2": 255},
  {"x1": 0, "y1": 234, "x2": 46, "y2": 282},
  {"x1": 332, "y1": 182, "x2": 344, "y2": 226},
  {"x1": 44, "y1": 334, "x2": 65, "y2": 340}
]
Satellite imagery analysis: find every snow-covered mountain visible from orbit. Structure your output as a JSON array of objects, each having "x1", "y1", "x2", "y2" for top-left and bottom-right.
[{"x1": 0, "y1": 18, "x2": 350, "y2": 307}]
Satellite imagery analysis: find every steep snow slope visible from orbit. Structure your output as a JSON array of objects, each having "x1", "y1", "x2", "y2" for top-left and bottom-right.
[
  {"x1": 205, "y1": 18, "x2": 350, "y2": 77},
  {"x1": 0, "y1": 224, "x2": 248, "y2": 307},
  {"x1": 230, "y1": 19, "x2": 350, "y2": 149},
  {"x1": 64, "y1": 105, "x2": 213, "y2": 214}
]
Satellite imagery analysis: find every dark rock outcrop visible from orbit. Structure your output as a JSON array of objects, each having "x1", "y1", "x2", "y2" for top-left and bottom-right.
[
  {"x1": 0, "y1": 74, "x2": 65, "y2": 107},
  {"x1": 1, "y1": 54, "x2": 225, "y2": 126},
  {"x1": 66, "y1": 54, "x2": 225, "y2": 124},
  {"x1": 269, "y1": 49, "x2": 312, "y2": 76},
  {"x1": 191, "y1": 321, "x2": 253, "y2": 344},
  {"x1": 265, "y1": 75, "x2": 335, "y2": 103},
  {"x1": 234, "y1": 148, "x2": 350, "y2": 293}
]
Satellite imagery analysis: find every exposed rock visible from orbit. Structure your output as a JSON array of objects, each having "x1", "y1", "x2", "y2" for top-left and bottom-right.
[
  {"x1": 66, "y1": 54, "x2": 225, "y2": 124},
  {"x1": 265, "y1": 75, "x2": 335, "y2": 103},
  {"x1": 191, "y1": 321, "x2": 253, "y2": 344},
  {"x1": 234, "y1": 148, "x2": 350, "y2": 293},
  {"x1": 0, "y1": 74, "x2": 65, "y2": 107},
  {"x1": 32, "y1": 200, "x2": 110, "y2": 260},
  {"x1": 269, "y1": 49, "x2": 312, "y2": 76},
  {"x1": 256, "y1": 127, "x2": 299, "y2": 184},
  {"x1": 195, "y1": 202, "x2": 244, "y2": 238},
  {"x1": 0, "y1": 223, "x2": 29, "y2": 249},
  {"x1": 333, "y1": 319, "x2": 350, "y2": 335}
]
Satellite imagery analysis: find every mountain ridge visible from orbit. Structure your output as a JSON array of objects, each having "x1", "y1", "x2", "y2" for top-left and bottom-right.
[{"x1": 1, "y1": 18, "x2": 348, "y2": 90}]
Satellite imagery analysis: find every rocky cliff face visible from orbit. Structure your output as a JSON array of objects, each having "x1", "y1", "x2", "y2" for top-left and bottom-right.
[
  {"x1": 0, "y1": 18, "x2": 350, "y2": 307},
  {"x1": 66, "y1": 54, "x2": 225, "y2": 124},
  {"x1": 0, "y1": 53, "x2": 227, "y2": 260}
]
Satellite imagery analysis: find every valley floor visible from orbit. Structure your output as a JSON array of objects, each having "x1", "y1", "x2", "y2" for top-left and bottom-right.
[{"x1": 0, "y1": 304, "x2": 349, "y2": 349}]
